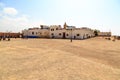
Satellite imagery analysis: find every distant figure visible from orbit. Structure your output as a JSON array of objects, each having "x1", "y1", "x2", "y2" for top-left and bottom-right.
[
  {"x1": 105, "y1": 37, "x2": 111, "y2": 40},
  {"x1": 74, "y1": 36, "x2": 76, "y2": 39},
  {"x1": 112, "y1": 37, "x2": 116, "y2": 42},
  {"x1": 8, "y1": 38, "x2": 10, "y2": 41},
  {"x1": 8, "y1": 36, "x2": 10, "y2": 41},
  {"x1": 108, "y1": 37, "x2": 111, "y2": 40},
  {"x1": 52, "y1": 36, "x2": 54, "y2": 38},
  {"x1": 3, "y1": 36, "x2": 6, "y2": 41},
  {"x1": 15, "y1": 37, "x2": 16, "y2": 39},
  {"x1": 0, "y1": 36, "x2": 2, "y2": 41}
]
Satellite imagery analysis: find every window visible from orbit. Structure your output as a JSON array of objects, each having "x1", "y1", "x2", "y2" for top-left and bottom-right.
[
  {"x1": 32, "y1": 32, "x2": 34, "y2": 35},
  {"x1": 51, "y1": 29, "x2": 53, "y2": 31},
  {"x1": 51, "y1": 29, "x2": 54, "y2": 31},
  {"x1": 77, "y1": 34, "x2": 79, "y2": 36},
  {"x1": 56, "y1": 28, "x2": 58, "y2": 30},
  {"x1": 59, "y1": 33, "x2": 61, "y2": 35},
  {"x1": 51, "y1": 33, "x2": 54, "y2": 35},
  {"x1": 66, "y1": 34, "x2": 69, "y2": 36},
  {"x1": 36, "y1": 32, "x2": 37, "y2": 34}
]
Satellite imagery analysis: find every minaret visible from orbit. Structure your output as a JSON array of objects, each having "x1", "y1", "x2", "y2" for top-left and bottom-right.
[{"x1": 64, "y1": 22, "x2": 67, "y2": 29}]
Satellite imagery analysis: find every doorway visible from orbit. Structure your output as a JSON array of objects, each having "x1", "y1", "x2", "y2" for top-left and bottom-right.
[{"x1": 63, "y1": 32, "x2": 66, "y2": 39}]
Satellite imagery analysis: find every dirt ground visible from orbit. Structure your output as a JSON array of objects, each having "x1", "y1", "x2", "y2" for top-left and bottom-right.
[{"x1": 0, "y1": 37, "x2": 120, "y2": 80}]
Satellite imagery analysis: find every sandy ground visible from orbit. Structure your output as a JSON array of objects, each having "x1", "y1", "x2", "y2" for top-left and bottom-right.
[{"x1": 0, "y1": 37, "x2": 120, "y2": 80}]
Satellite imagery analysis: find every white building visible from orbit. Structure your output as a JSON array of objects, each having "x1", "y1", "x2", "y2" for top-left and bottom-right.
[
  {"x1": 98, "y1": 32, "x2": 111, "y2": 37},
  {"x1": 49, "y1": 23, "x2": 95, "y2": 39},
  {"x1": 22, "y1": 23, "x2": 95, "y2": 39},
  {"x1": 22, "y1": 25, "x2": 49, "y2": 38}
]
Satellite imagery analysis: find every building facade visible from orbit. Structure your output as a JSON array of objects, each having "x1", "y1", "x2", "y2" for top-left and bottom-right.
[
  {"x1": 98, "y1": 32, "x2": 111, "y2": 37},
  {"x1": 22, "y1": 25, "x2": 49, "y2": 38},
  {"x1": 49, "y1": 23, "x2": 95, "y2": 39},
  {"x1": 0, "y1": 32, "x2": 20, "y2": 38},
  {"x1": 22, "y1": 23, "x2": 95, "y2": 39}
]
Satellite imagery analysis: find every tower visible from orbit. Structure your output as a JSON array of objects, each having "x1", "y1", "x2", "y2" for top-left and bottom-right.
[{"x1": 64, "y1": 22, "x2": 67, "y2": 29}]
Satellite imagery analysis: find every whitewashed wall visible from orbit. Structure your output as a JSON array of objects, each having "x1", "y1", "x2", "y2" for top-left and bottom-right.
[
  {"x1": 22, "y1": 25, "x2": 95, "y2": 39},
  {"x1": 49, "y1": 26, "x2": 95, "y2": 39},
  {"x1": 39, "y1": 29, "x2": 49, "y2": 38},
  {"x1": 22, "y1": 29, "x2": 39, "y2": 37},
  {"x1": 22, "y1": 29, "x2": 49, "y2": 38}
]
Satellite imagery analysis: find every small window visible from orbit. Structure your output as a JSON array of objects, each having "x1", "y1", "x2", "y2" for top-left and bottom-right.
[
  {"x1": 59, "y1": 33, "x2": 61, "y2": 35},
  {"x1": 32, "y1": 32, "x2": 34, "y2": 35},
  {"x1": 51, "y1": 33, "x2": 54, "y2": 35},
  {"x1": 51, "y1": 29, "x2": 53, "y2": 31},
  {"x1": 56, "y1": 28, "x2": 58, "y2": 30},
  {"x1": 51, "y1": 29, "x2": 54, "y2": 31},
  {"x1": 36, "y1": 32, "x2": 37, "y2": 34},
  {"x1": 66, "y1": 34, "x2": 69, "y2": 36},
  {"x1": 77, "y1": 34, "x2": 79, "y2": 36}
]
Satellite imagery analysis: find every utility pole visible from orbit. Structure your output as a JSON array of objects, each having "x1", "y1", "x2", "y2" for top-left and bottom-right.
[
  {"x1": 70, "y1": 28, "x2": 72, "y2": 42},
  {"x1": 67, "y1": 26, "x2": 73, "y2": 42}
]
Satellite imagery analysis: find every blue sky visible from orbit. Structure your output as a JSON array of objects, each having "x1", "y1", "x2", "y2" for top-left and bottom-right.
[{"x1": 0, "y1": 0, "x2": 120, "y2": 35}]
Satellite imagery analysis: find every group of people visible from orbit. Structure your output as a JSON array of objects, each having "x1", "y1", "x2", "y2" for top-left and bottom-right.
[
  {"x1": 105, "y1": 37, "x2": 116, "y2": 42},
  {"x1": 0, "y1": 36, "x2": 10, "y2": 41}
]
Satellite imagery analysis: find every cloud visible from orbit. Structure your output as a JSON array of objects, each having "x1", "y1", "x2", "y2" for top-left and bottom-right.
[
  {"x1": 3, "y1": 7, "x2": 18, "y2": 16},
  {"x1": 0, "y1": 14, "x2": 30, "y2": 32},
  {"x1": 0, "y1": 13, "x2": 44, "y2": 32},
  {"x1": 0, "y1": 3, "x2": 44, "y2": 32},
  {"x1": 0, "y1": 4, "x2": 29, "y2": 32}
]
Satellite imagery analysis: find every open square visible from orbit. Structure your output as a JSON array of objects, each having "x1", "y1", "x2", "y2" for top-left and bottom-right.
[{"x1": 0, "y1": 38, "x2": 120, "y2": 80}]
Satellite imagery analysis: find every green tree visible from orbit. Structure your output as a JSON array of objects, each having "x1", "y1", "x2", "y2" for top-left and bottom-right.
[{"x1": 94, "y1": 29, "x2": 100, "y2": 36}]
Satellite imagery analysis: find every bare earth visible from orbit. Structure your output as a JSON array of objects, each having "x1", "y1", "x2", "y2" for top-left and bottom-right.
[{"x1": 0, "y1": 37, "x2": 120, "y2": 80}]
